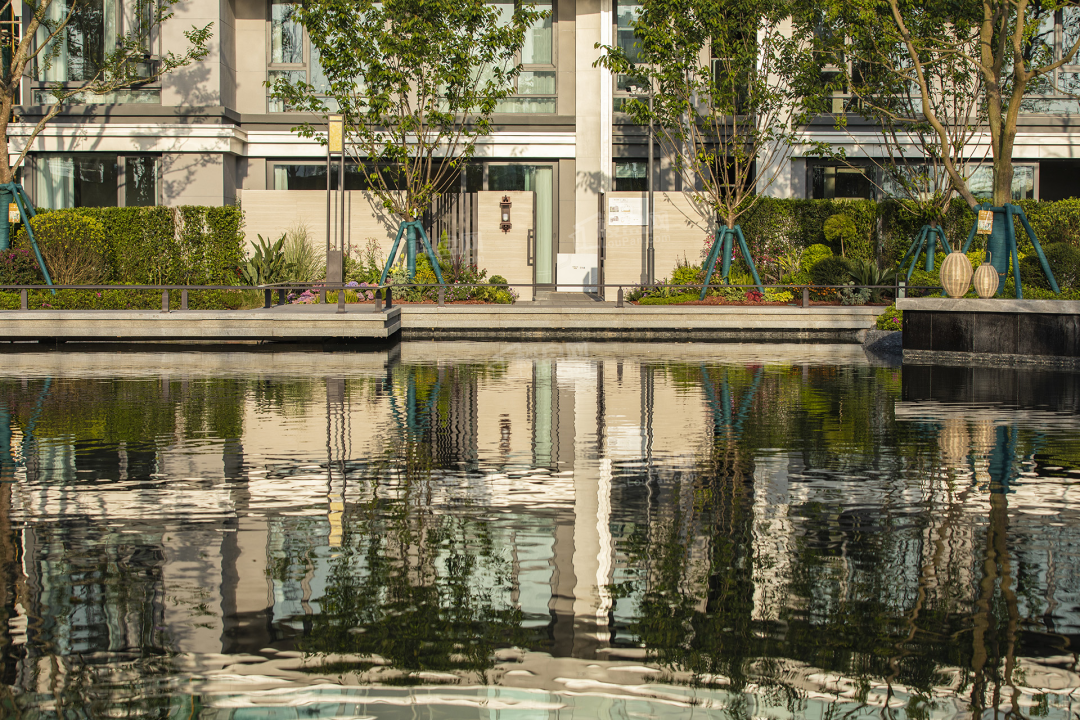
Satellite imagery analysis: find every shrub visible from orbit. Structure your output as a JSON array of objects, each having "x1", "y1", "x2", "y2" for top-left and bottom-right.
[
  {"x1": 801, "y1": 244, "x2": 833, "y2": 272},
  {"x1": 809, "y1": 256, "x2": 855, "y2": 286},
  {"x1": 15, "y1": 212, "x2": 108, "y2": 285},
  {"x1": 823, "y1": 214, "x2": 859, "y2": 257},
  {"x1": 876, "y1": 305, "x2": 903, "y2": 331},
  {"x1": 282, "y1": 223, "x2": 324, "y2": 282},
  {"x1": 0, "y1": 248, "x2": 44, "y2": 285},
  {"x1": 1020, "y1": 242, "x2": 1080, "y2": 291},
  {"x1": 489, "y1": 275, "x2": 508, "y2": 287}
]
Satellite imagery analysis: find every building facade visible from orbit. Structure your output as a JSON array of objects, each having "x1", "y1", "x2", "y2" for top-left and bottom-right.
[{"x1": 9, "y1": 0, "x2": 1080, "y2": 292}]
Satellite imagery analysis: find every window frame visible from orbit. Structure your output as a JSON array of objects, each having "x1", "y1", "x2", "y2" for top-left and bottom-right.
[
  {"x1": 29, "y1": 152, "x2": 161, "y2": 208},
  {"x1": 494, "y1": 0, "x2": 557, "y2": 113},
  {"x1": 30, "y1": 0, "x2": 163, "y2": 105}
]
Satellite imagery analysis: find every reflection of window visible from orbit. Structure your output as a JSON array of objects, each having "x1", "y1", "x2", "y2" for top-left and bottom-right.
[
  {"x1": 491, "y1": 0, "x2": 556, "y2": 113},
  {"x1": 35, "y1": 154, "x2": 158, "y2": 208},
  {"x1": 614, "y1": 160, "x2": 647, "y2": 191},
  {"x1": 34, "y1": 0, "x2": 160, "y2": 104},
  {"x1": 967, "y1": 165, "x2": 1036, "y2": 200},
  {"x1": 810, "y1": 165, "x2": 873, "y2": 199}
]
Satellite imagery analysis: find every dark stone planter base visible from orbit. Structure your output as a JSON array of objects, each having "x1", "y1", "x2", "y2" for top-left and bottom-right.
[{"x1": 898, "y1": 298, "x2": 1079, "y2": 368}]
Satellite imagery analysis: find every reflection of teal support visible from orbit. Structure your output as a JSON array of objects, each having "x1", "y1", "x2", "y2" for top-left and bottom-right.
[
  {"x1": 699, "y1": 225, "x2": 764, "y2": 301},
  {"x1": 386, "y1": 366, "x2": 443, "y2": 441},
  {"x1": 899, "y1": 224, "x2": 949, "y2": 285},
  {"x1": 701, "y1": 365, "x2": 763, "y2": 436},
  {"x1": 961, "y1": 204, "x2": 1058, "y2": 298},
  {"x1": 1, "y1": 182, "x2": 53, "y2": 293},
  {"x1": 987, "y1": 425, "x2": 1019, "y2": 493},
  {"x1": 0, "y1": 402, "x2": 13, "y2": 477},
  {"x1": 20, "y1": 378, "x2": 51, "y2": 468},
  {"x1": 378, "y1": 220, "x2": 445, "y2": 287}
]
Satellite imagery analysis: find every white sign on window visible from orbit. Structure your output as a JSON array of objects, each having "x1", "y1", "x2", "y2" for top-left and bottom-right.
[{"x1": 608, "y1": 197, "x2": 646, "y2": 226}]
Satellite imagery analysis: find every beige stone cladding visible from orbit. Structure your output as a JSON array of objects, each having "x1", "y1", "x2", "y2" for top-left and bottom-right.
[{"x1": 603, "y1": 191, "x2": 713, "y2": 298}]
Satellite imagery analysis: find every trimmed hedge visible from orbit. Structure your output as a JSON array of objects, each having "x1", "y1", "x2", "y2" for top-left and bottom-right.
[
  {"x1": 738, "y1": 197, "x2": 1080, "y2": 268},
  {"x1": 3, "y1": 205, "x2": 246, "y2": 309},
  {"x1": 11, "y1": 205, "x2": 244, "y2": 286}
]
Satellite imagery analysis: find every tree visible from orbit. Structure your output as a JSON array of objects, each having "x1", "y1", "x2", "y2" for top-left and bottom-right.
[
  {"x1": 822, "y1": 6, "x2": 986, "y2": 224},
  {"x1": 0, "y1": 0, "x2": 211, "y2": 249},
  {"x1": 1, "y1": 0, "x2": 211, "y2": 185},
  {"x1": 596, "y1": 0, "x2": 832, "y2": 238},
  {"x1": 823, "y1": 0, "x2": 1080, "y2": 208},
  {"x1": 270, "y1": 0, "x2": 543, "y2": 280}
]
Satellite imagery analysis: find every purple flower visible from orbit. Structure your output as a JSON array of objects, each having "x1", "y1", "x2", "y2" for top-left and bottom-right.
[{"x1": 346, "y1": 281, "x2": 359, "y2": 287}]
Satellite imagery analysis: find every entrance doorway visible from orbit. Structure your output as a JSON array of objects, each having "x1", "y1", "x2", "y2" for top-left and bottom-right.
[{"x1": 487, "y1": 165, "x2": 555, "y2": 287}]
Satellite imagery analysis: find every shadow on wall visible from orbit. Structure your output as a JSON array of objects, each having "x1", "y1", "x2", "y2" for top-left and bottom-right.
[{"x1": 240, "y1": 190, "x2": 400, "y2": 259}]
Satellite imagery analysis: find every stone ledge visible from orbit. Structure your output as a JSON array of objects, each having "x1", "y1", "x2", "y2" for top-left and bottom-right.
[
  {"x1": 903, "y1": 349, "x2": 1080, "y2": 370},
  {"x1": 897, "y1": 298, "x2": 1080, "y2": 313}
]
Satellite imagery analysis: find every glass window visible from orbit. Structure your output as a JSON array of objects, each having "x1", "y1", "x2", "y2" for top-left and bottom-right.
[
  {"x1": 811, "y1": 165, "x2": 873, "y2": 200},
  {"x1": 37, "y1": 0, "x2": 117, "y2": 82},
  {"x1": 125, "y1": 157, "x2": 157, "y2": 206},
  {"x1": 37, "y1": 155, "x2": 118, "y2": 208},
  {"x1": 967, "y1": 165, "x2": 1035, "y2": 201},
  {"x1": 272, "y1": 163, "x2": 413, "y2": 190},
  {"x1": 614, "y1": 160, "x2": 647, "y2": 191},
  {"x1": 270, "y1": 0, "x2": 303, "y2": 64},
  {"x1": 522, "y1": 0, "x2": 552, "y2": 65},
  {"x1": 35, "y1": 154, "x2": 160, "y2": 208},
  {"x1": 616, "y1": 0, "x2": 642, "y2": 64}
]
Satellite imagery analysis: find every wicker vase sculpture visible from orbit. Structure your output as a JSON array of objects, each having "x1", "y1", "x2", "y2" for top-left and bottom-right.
[
  {"x1": 973, "y1": 252, "x2": 999, "y2": 298},
  {"x1": 940, "y1": 249, "x2": 973, "y2": 298}
]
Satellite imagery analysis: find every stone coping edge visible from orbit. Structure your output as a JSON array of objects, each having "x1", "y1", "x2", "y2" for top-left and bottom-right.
[
  {"x1": 903, "y1": 349, "x2": 1080, "y2": 370},
  {"x1": 897, "y1": 298, "x2": 1080, "y2": 314}
]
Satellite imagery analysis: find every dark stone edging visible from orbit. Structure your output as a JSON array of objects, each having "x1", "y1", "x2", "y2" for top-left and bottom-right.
[{"x1": 903, "y1": 348, "x2": 1080, "y2": 370}]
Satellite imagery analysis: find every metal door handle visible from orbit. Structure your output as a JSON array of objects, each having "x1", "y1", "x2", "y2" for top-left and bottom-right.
[{"x1": 527, "y1": 228, "x2": 534, "y2": 267}]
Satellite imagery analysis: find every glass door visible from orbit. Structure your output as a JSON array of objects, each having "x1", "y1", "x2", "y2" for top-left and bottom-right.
[{"x1": 488, "y1": 164, "x2": 555, "y2": 287}]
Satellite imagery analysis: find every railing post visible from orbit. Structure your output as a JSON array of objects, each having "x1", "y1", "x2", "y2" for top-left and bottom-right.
[
  {"x1": 802, "y1": 287, "x2": 809, "y2": 308},
  {"x1": 386, "y1": 286, "x2": 393, "y2": 309},
  {"x1": 375, "y1": 291, "x2": 383, "y2": 311},
  {"x1": 264, "y1": 289, "x2": 272, "y2": 308},
  {"x1": 616, "y1": 286, "x2": 624, "y2": 308},
  {"x1": 19, "y1": 289, "x2": 26, "y2": 310},
  {"x1": 438, "y1": 286, "x2": 445, "y2": 307},
  {"x1": 161, "y1": 290, "x2": 169, "y2": 313},
  {"x1": 277, "y1": 288, "x2": 286, "y2": 306},
  {"x1": 337, "y1": 285, "x2": 346, "y2": 314},
  {"x1": 181, "y1": 289, "x2": 188, "y2": 310}
]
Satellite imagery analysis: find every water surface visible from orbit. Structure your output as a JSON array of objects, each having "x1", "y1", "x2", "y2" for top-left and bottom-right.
[{"x1": 0, "y1": 342, "x2": 1077, "y2": 719}]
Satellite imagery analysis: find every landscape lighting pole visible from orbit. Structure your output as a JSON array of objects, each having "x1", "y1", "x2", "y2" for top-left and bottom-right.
[
  {"x1": 328, "y1": 114, "x2": 345, "y2": 297},
  {"x1": 647, "y1": 87, "x2": 655, "y2": 286}
]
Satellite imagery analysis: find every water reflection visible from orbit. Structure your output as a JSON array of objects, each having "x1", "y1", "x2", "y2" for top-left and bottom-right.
[{"x1": 0, "y1": 345, "x2": 1075, "y2": 718}]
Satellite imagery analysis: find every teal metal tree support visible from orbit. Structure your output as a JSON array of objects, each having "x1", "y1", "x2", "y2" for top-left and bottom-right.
[
  {"x1": 378, "y1": 219, "x2": 446, "y2": 287},
  {"x1": 0, "y1": 181, "x2": 54, "y2": 292},
  {"x1": 961, "y1": 203, "x2": 1058, "y2": 298},
  {"x1": 699, "y1": 225, "x2": 764, "y2": 301},
  {"x1": 898, "y1": 223, "x2": 950, "y2": 284}
]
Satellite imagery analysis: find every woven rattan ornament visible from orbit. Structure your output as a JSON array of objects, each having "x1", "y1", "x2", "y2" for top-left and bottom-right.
[
  {"x1": 973, "y1": 252, "x2": 999, "y2": 298},
  {"x1": 940, "y1": 249, "x2": 973, "y2": 298}
]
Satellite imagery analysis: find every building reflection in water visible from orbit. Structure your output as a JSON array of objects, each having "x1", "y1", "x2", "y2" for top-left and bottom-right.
[{"x1": 0, "y1": 347, "x2": 1074, "y2": 718}]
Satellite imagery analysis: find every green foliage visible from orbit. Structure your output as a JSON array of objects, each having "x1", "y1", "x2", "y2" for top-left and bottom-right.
[
  {"x1": 638, "y1": 292, "x2": 701, "y2": 305},
  {"x1": 1021, "y1": 243, "x2": 1080, "y2": 291},
  {"x1": 488, "y1": 275, "x2": 508, "y2": 286},
  {"x1": 270, "y1": 0, "x2": 543, "y2": 221},
  {"x1": 840, "y1": 283, "x2": 871, "y2": 306},
  {"x1": 282, "y1": 223, "x2": 324, "y2": 282},
  {"x1": 823, "y1": 214, "x2": 859, "y2": 257},
  {"x1": 13, "y1": 206, "x2": 245, "y2": 287},
  {"x1": 801, "y1": 243, "x2": 834, "y2": 272},
  {"x1": 595, "y1": 0, "x2": 836, "y2": 227},
  {"x1": 809, "y1": 256, "x2": 855, "y2": 286},
  {"x1": 0, "y1": 248, "x2": 43, "y2": 285},
  {"x1": 238, "y1": 234, "x2": 293, "y2": 285},
  {"x1": 876, "y1": 305, "x2": 903, "y2": 331},
  {"x1": 16, "y1": 212, "x2": 107, "y2": 285}
]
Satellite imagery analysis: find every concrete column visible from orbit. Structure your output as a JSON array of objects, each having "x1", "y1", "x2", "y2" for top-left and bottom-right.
[{"x1": 573, "y1": 0, "x2": 612, "y2": 256}]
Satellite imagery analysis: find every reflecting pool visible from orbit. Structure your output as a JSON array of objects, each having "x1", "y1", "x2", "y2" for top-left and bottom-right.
[{"x1": 0, "y1": 342, "x2": 1077, "y2": 719}]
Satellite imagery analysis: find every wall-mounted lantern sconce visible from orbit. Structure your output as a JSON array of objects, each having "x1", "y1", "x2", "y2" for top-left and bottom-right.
[{"x1": 500, "y1": 195, "x2": 512, "y2": 233}]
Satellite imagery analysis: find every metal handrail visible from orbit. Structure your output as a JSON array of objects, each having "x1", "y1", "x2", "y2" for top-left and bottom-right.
[{"x1": 0, "y1": 280, "x2": 936, "y2": 311}]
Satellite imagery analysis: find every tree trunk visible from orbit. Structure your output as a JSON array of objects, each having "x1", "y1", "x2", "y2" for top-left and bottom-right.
[{"x1": 992, "y1": 154, "x2": 1013, "y2": 207}]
